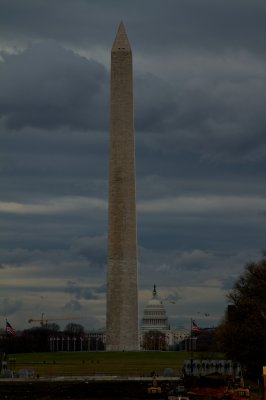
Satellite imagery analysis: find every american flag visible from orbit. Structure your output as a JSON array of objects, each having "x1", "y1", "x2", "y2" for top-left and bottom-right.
[
  {"x1": 6, "y1": 321, "x2": 16, "y2": 336},
  {"x1": 191, "y1": 320, "x2": 201, "y2": 333}
]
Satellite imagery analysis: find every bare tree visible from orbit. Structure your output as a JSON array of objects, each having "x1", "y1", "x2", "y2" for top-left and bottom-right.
[
  {"x1": 64, "y1": 323, "x2": 84, "y2": 336},
  {"x1": 216, "y1": 256, "x2": 266, "y2": 378}
]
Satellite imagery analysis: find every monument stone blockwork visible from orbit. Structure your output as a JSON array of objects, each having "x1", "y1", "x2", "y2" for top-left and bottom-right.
[{"x1": 106, "y1": 22, "x2": 139, "y2": 351}]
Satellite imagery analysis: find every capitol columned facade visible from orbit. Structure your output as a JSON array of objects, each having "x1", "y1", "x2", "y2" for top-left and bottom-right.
[
  {"x1": 140, "y1": 285, "x2": 190, "y2": 350},
  {"x1": 141, "y1": 285, "x2": 170, "y2": 332}
]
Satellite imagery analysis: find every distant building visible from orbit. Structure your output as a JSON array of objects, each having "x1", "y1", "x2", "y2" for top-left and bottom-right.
[
  {"x1": 140, "y1": 286, "x2": 189, "y2": 350},
  {"x1": 87, "y1": 286, "x2": 190, "y2": 351},
  {"x1": 141, "y1": 285, "x2": 170, "y2": 333}
]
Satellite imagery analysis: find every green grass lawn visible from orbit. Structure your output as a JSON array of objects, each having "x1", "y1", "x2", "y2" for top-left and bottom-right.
[{"x1": 10, "y1": 351, "x2": 224, "y2": 377}]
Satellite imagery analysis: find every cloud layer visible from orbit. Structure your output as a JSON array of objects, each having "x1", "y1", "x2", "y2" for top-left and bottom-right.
[{"x1": 0, "y1": 0, "x2": 266, "y2": 331}]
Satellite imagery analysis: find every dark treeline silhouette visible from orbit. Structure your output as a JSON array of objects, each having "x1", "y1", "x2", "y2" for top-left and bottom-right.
[
  {"x1": 0, "y1": 324, "x2": 105, "y2": 353},
  {"x1": 216, "y1": 254, "x2": 266, "y2": 378}
]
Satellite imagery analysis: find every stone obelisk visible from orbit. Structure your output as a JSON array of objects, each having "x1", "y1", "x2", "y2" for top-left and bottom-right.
[{"x1": 106, "y1": 22, "x2": 139, "y2": 351}]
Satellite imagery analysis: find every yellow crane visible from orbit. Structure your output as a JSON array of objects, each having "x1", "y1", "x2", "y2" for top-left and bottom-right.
[{"x1": 28, "y1": 313, "x2": 82, "y2": 327}]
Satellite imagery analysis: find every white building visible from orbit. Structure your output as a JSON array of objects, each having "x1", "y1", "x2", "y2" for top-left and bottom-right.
[
  {"x1": 141, "y1": 285, "x2": 170, "y2": 333},
  {"x1": 140, "y1": 286, "x2": 189, "y2": 350}
]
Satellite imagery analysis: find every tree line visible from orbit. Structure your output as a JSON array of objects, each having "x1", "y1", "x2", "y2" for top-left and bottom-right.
[
  {"x1": 216, "y1": 254, "x2": 266, "y2": 378},
  {"x1": 0, "y1": 323, "x2": 105, "y2": 353},
  {"x1": 2, "y1": 255, "x2": 266, "y2": 378}
]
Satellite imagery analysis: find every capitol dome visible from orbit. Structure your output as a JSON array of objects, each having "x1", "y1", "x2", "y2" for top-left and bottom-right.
[{"x1": 141, "y1": 285, "x2": 170, "y2": 332}]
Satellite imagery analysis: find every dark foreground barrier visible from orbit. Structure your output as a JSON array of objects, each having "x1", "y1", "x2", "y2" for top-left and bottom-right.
[{"x1": 0, "y1": 379, "x2": 175, "y2": 399}]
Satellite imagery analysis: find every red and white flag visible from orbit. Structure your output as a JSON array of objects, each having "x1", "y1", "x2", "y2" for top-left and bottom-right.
[
  {"x1": 6, "y1": 320, "x2": 16, "y2": 336},
  {"x1": 192, "y1": 320, "x2": 202, "y2": 333}
]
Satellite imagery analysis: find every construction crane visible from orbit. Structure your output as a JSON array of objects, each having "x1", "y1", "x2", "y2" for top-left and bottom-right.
[{"x1": 28, "y1": 313, "x2": 82, "y2": 327}]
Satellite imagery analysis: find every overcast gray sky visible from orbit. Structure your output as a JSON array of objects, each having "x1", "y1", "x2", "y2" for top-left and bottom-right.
[{"x1": 1, "y1": 0, "x2": 266, "y2": 332}]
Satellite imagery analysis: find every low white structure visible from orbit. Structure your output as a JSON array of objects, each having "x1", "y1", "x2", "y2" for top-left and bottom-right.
[
  {"x1": 17, "y1": 368, "x2": 35, "y2": 378},
  {"x1": 183, "y1": 359, "x2": 242, "y2": 378}
]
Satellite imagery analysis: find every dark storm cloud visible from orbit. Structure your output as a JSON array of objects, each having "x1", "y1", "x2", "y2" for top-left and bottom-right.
[
  {"x1": 1, "y1": 0, "x2": 266, "y2": 330},
  {"x1": 64, "y1": 281, "x2": 103, "y2": 300},
  {"x1": 0, "y1": 247, "x2": 39, "y2": 266},
  {"x1": 62, "y1": 300, "x2": 83, "y2": 312},
  {"x1": 221, "y1": 276, "x2": 236, "y2": 291},
  {"x1": 2, "y1": 283, "x2": 67, "y2": 293},
  {"x1": 1, "y1": 37, "x2": 265, "y2": 171},
  {"x1": 174, "y1": 250, "x2": 214, "y2": 271},
  {"x1": 139, "y1": 245, "x2": 257, "y2": 289},
  {"x1": 0, "y1": 297, "x2": 22, "y2": 315},
  {"x1": 0, "y1": 240, "x2": 106, "y2": 280},
  {"x1": 70, "y1": 235, "x2": 107, "y2": 264},
  {"x1": 95, "y1": 284, "x2": 106, "y2": 294},
  {"x1": 0, "y1": 0, "x2": 113, "y2": 47},
  {"x1": 165, "y1": 291, "x2": 182, "y2": 303},
  {"x1": 0, "y1": 41, "x2": 108, "y2": 130},
  {"x1": 135, "y1": 73, "x2": 176, "y2": 132},
  {"x1": 0, "y1": 0, "x2": 266, "y2": 55},
  {"x1": 135, "y1": 68, "x2": 266, "y2": 162}
]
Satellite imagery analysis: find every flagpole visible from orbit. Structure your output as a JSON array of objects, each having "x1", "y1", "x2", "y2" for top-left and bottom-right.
[{"x1": 190, "y1": 318, "x2": 193, "y2": 377}]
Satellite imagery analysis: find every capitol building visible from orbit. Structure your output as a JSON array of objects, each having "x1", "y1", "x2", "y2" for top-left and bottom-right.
[
  {"x1": 141, "y1": 285, "x2": 170, "y2": 332},
  {"x1": 140, "y1": 285, "x2": 189, "y2": 350},
  {"x1": 88, "y1": 285, "x2": 190, "y2": 351}
]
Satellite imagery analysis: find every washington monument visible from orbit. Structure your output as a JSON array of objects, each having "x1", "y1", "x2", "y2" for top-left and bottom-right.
[{"x1": 106, "y1": 22, "x2": 139, "y2": 351}]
